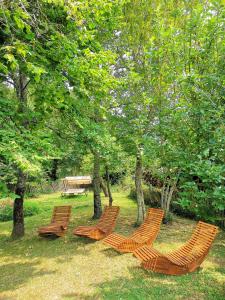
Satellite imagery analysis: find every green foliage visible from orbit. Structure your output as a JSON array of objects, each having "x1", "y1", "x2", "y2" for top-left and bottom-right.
[
  {"x1": 0, "y1": 205, "x2": 13, "y2": 222},
  {"x1": 0, "y1": 0, "x2": 123, "y2": 194},
  {"x1": 0, "y1": 202, "x2": 40, "y2": 222},
  {"x1": 178, "y1": 159, "x2": 225, "y2": 222},
  {"x1": 119, "y1": 0, "x2": 225, "y2": 224},
  {"x1": 0, "y1": 182, "x2": 17, "y2": 200},
  {"x1": 129, "y1": 185, "x2": 161, "y2": 208},
  {"x1": 0, "y1": 0, "x2": 224, "y2": 229}
]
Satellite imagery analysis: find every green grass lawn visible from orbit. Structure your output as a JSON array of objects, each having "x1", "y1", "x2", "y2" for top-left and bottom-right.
[{"x1": 0, "y1": 192, "x2": 224, "y2": 300}]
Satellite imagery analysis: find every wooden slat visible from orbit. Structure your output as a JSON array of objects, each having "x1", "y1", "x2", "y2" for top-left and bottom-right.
[
  {"x1": 73, "y1": 206, "x2": 120, "y2": 240},
  {"x1": 38, "y1": 206, "x2": 72, "y2": 238},
  {"x1": 133, "y1": 221, "x2": 218, "y2": 275},
  {"x1": 103, "y1": 208, "x2": 164, "y2": 253}
]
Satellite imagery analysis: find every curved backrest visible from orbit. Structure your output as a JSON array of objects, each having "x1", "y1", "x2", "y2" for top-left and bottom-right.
[
  {"x1": 168, "y1": 221, "x2": 218, "y2": 264},
  {"x1": 130, "y1": 208, "x2": 164, "y2": 244},
  {"x1": 97, "y1": 206, "x2": 120, "y2": 233},
  {"x1": 186, "y1": 221, "x2": 218, "y2": 254},
  {"x1": 51, "y1": 206, "x2": 72, "y2": 225}
]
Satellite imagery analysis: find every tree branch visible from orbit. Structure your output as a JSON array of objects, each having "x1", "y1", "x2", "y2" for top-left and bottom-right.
[
  {"x1": 22, "y1": 79, "x2": 31, "y2": 92},
  {"x1": 0, "y1": 73, "x2": 16, "y2": 87}
]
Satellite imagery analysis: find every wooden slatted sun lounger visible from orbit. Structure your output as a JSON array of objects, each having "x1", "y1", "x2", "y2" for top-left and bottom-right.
[
  {"x1": 133, "y1": 221, "x2": 218, "y2": 275},
  {"x1": 103, "y1": 208, "x2": 164, "y2": 253},
  {"x1": 38, "y1": 206, "x2": 72, "y2": 237},
  {"x1": 73, "y1": 206, "x2": 120, "y2": 240}
]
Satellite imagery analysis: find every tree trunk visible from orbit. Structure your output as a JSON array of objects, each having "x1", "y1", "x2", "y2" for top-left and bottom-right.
[
  {"x1": 11, "y1": 169, "x2": 26, "y2": 238},
  {"x1": 106, "y1": 165, "x2": 113, "y2": 206},
  {"x1": 100, "y1": 177, "x2": 108, "y2": 197},
  {"x1": 161, "y1": 182, "x2": 166, "y2": 210},
  {"x1": 11, "y1": 70, "x2": 29, "y2": 238},
  {"x1": 161, "y1": 175, "x2": 179, "y2": 223},
  {"x1": 166, "y1": 183, "x2": 176, "y2": 214},
  {"x1": 135, "y1": 149, "x2": 145, "y2": 225},
  {"x1": 92, "y1": 152, "x2": 102, "y2": 219},
  {"x1": 48, "y1": 159, "x2": 59, "y2": 181}
]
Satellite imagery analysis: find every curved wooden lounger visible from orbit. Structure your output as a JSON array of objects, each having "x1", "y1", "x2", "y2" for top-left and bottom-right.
[
  {"x1": 38, "y1": 205, "x2": 72, "y2": 238},
  {"x1": 73, "y1": 206, "x2": 120, "y2": 240},
  {"x1": 103, "y1": 208, "x2": 164, "y2": 253},
  {"x1": 133, "y1": 221, "x2": 218, "y2": 275}
]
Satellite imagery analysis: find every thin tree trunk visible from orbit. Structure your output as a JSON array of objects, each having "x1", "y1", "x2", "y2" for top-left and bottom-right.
[
  {"x1": 166, "y1": 186, "x2": 173, "y2": 214},
  {"x1": 135, "y1": 149, "x2": 145, "y2": 225},
  {"x1": 161, "y1": 175, "x2": 179, "y2": 222},
  {"x1": 11, "y1": 169, "x2": 26, "y2": 238},
  {"x1": 161, "y1": 182, "x2": 166, "y2": 210},
  {"x1": 164, "y1": 181, "x2": 170, "y2": 213},
  {"x1": 11, "y1": 70, "x2": 29, "y2": 238},
  {"x1": 92, "y1": 152, "x2": 102, "y2": 219},
  {"x1": 48, "y1": 159, "x2": 59, "y2": 181},
  {"x1": 105, "y1": 165, "x2": 113, "y2": 206},
  {"x1": 100, "y1": 177, "x2": 108, "y2": 197},
  {"x1": 161, "y1": 180, "x2": 170, "y2": 223}
]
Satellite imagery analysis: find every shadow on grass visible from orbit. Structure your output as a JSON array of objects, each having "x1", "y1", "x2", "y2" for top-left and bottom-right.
[
  {"x1": 61, "y1": 265, "x2": 225, "y2": 300},
  {"x1": 210, "y1": 235, "x2": 225, "y2": 263},
  {"x1": 0, "y1": 233, "x2": 98, "y2": 261},
  {"x1": 100, "y1": 247, "x2": 123, "y2": 257},
  {"x1": 0, "y1": 262, "x2": 56, "y2": 293},
  {"x1": 62, "y1": 292, "x2": 99, "y2": 300}
]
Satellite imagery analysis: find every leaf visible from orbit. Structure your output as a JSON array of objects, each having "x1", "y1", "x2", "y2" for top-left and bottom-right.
[{"x1": 3, "y1": 53, "x2": 15, "y2": 62}]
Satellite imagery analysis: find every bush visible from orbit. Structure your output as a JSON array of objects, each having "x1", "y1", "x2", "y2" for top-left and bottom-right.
[
  {"x1": 130, "y1": 185, "x2": 195, "y2": 215},
  {"x1": 129, "y1": 186, "x2": 161, "y2": 208},
  {"x1": 0, "y1": 205, "x2": 13, "y2": 222},
  {"x1": 172, "y1": 201, "x2": 197, "y2": 219},
  {"x1": 130, "y1": 186, "x2": 174, "y2": 223},
  {"x1": 0, "y1": 202, "x2": 41, "y2": 222},
  {"x1": 162, "y1": 212, "x2": 173, "y2": 224},
  {"x1": 24, "y1": 203, "x2": 40, "y2": 217},
  {"x1": 129, "y1": 185, "x2": 225, "y2": 228}
]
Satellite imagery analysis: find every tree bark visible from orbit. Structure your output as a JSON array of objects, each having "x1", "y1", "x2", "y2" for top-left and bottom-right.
[
  {"x1": 11, "y1": 169, "x2": 26, "y2": 238},
  {"x1": 161, "y1": 175, "x2": 179, "y2": 222},
  {"x1": 100, "y1": 177, "x2": 108, "y2": 197},
  {"x1": 105, "y1": 165, "x2": 113, "y2": 206},
  {"x1": 48, "y1": 159, "x2": 59, "y2": 181},
  {"x1": 135, "y1": 149, "x2": 145, "y2": 225},
  {"x1": 161, "y1": 182, "x2": 166, "y2": 210},
  {"x1": 11, "y1": 69, "x2": 28, "y2": 238},
  {"x1": 161, "y1": 179, "x2": 171, "y2": 219},
  {"x1": 166, "y1": 183, "x2": 176, "y2": 214},
  {"x1": 92, "y1": 152, "x2": 102, "y2": 219}
]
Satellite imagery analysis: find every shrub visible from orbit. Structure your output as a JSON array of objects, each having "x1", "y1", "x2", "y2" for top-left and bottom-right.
[
  {"x1": 0, "y1": 202, "x2": 41, "y2": 222},
  {"x1": 130, "y1": 186, "x2": 174, "y2": 223},
  {"x1": 0, "y1": 205, "x2": 13, "y2": 222},
  {"x1": 162, "y1": 212, "x2": 173, "y2": 224},
  {"x1": 129, "y1": 183, "x2": 225, "y2": 228},
  {"x1": 129, "y1": 186, "x2": 161, "y2": 208},
  {"x1": 24, "y1": 203, "x2": 40, "y2": 217}
]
